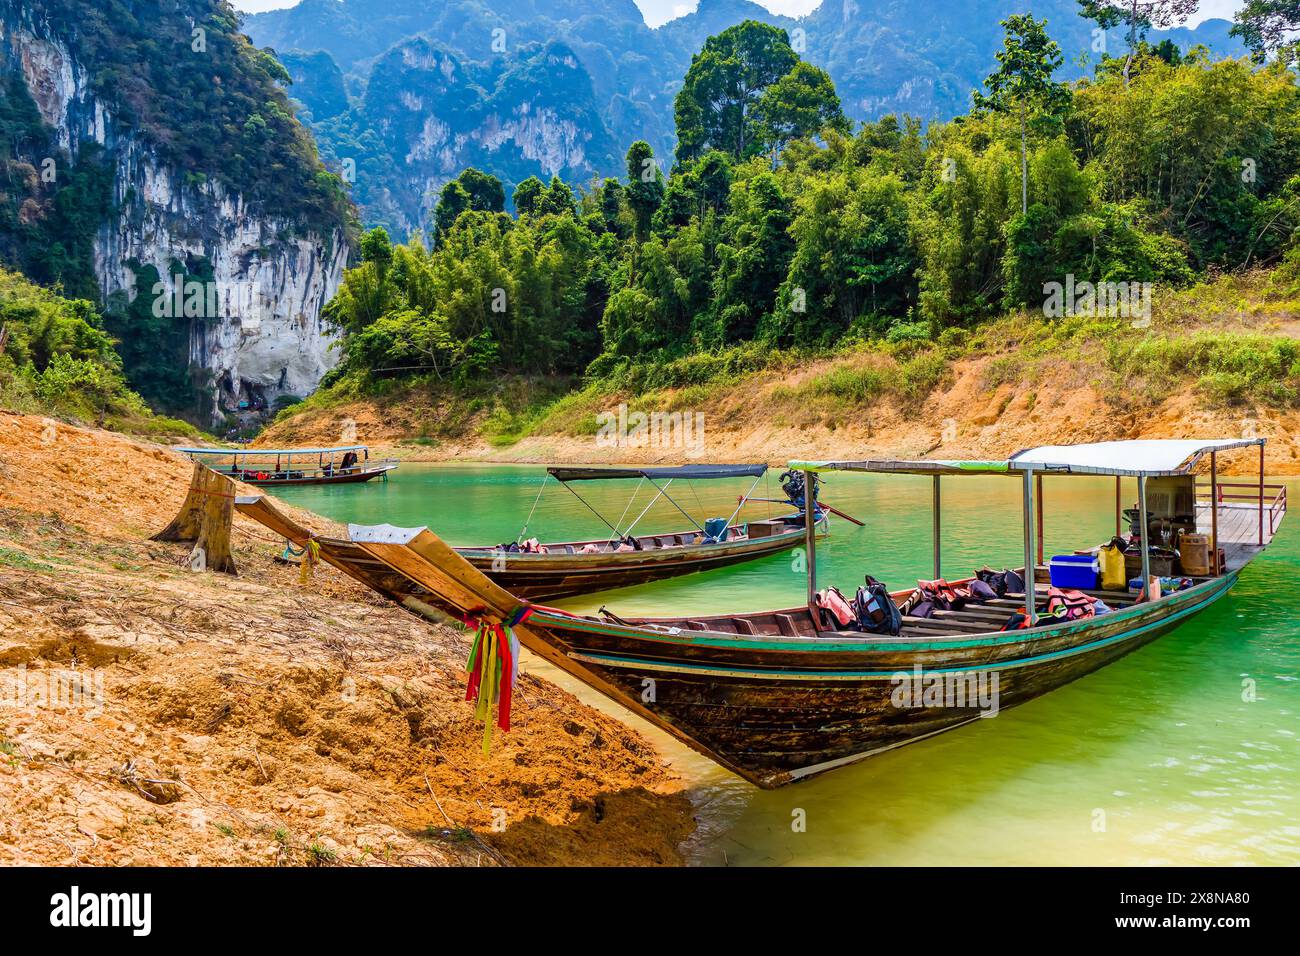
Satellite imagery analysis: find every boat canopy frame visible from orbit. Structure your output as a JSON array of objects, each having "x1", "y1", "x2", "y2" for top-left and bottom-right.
[
  {"x1": 788, "y1": 438, "x2": 1263, "y2": 479},
  {"x1": 547, "y1": 463, "x2": 767, "y2": 482},
  {"x1": 791, "y1": 439, "x2": 1268, "y2": 629},
  {"x1": 178, "y1": 445, "x2": 372, "y2": 460},
  {"x1": 536, "y1": 463, "x2": 772, "y2": 545}
]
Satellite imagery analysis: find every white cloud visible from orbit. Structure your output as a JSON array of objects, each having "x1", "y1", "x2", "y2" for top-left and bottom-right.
[
  {"x1": 230, "y1": 0, "x2": 300, "y2": 12},
  {"x1": 1185, "y1": 1, "x2": 1245, "y2": 27}
]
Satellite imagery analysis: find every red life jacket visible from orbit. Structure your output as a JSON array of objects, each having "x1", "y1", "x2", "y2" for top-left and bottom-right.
[
  {"x1": 1047, "y1": 587, "x2": 1095, "y2": 621},
  {"x1": 815, "y1": 587, "x2": 855, "y2": 628},
  {"x1": 917, "y1": 578, "x2": 965, "y2": 610}
]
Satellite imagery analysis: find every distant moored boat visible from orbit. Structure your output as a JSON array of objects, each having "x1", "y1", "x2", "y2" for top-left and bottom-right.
[{"x1": 177, "y1": 445, "x2": 398, "y2": 486}]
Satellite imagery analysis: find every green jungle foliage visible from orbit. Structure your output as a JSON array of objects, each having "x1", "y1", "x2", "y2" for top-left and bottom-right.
[
  {"x1": 321, "y1": 20, "x2": 1300, "y2": 395},
  {"x1": 0, "y1": 267, "x2": 194, "y2": 434},
  {"x1": 0, "y1": 73, "x2": 114, "y2": 300}
]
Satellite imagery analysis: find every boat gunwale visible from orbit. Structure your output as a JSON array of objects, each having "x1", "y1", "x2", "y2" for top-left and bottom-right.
[
  {"x1": 454, "y1": 522, "x2": 812, "y2": 562},
  {"x1": 523, "y1": 571, "x2": 1235, "y2": 654},
  {"x1": 238, "y1": 461, "x2": 399, "y2": 485},
  {"x1": 561, "y1": 574, "x2": 1235, "y2": 678}
]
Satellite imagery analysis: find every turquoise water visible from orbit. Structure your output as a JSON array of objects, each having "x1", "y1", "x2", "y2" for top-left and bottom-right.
[{"x1": 272, "y1": 464, "x2": 1300, "y2": 865}]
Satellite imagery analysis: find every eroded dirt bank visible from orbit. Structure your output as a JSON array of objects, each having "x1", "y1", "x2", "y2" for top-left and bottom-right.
[
  {"x1": 260, "y1": 353, "x2": 1300, "y2": 475},
  {"x1": 0, "y1": 411, "x2": 694, "y2": 866}
]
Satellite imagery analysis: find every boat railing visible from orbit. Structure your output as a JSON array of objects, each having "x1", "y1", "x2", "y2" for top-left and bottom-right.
[{"x1": 1196, "y1": 480, "x2": 1288, "y2": 535}]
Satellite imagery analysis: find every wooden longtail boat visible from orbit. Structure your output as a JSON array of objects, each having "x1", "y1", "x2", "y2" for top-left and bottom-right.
[
  {"x1": 234, "y1": 439, "x2": 1285, "y2": 788},
  {"x1": 454, "y1": 464, "x2": 826, "y2": 600},
  {"x1": 178, "y1": 445, "x2": 398, "y2": 486}
]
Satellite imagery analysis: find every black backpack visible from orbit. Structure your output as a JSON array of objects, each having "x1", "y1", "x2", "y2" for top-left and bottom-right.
[
  {"x1": 977, "y1": 567, "x2": 1025, "y2": 598},
  {"x1": 853, "y1": 575, "x2": 902, "y2": 636}
]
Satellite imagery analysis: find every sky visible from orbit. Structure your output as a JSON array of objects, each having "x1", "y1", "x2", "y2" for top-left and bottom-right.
[{"x1": 229, "y1": 0, "x2": 1246, "y2": 31}]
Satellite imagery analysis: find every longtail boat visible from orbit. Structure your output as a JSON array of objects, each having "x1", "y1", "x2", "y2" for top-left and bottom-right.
[
  {"x1": 234, "y1": 439, "x2": 1285, "y2": 788},
  {"x1": 452, "y1": 464, "x2": 826, "y2": 600},
  {"x1": 178, "y1": 445, "x2": 398, "y2": 486}
]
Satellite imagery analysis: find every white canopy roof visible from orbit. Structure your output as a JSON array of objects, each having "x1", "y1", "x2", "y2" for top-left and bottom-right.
[
  {"x1": 1008, "y1": 439, "x2": 1262, "y2": 477},
  {"x1": 790, "y1": 438, "x2": 1263, "y2": 479},
  {"x1": 178, "y1": 445, "x2": 368, "y2": 456}
]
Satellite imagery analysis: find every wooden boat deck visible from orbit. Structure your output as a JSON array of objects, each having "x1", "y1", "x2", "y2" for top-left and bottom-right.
[
  {"x1": 1196, "y1": 499, "x2": 1282, "y2": 572},
  {"x1": 642, "y1": 579, "x2": 1145, "y2": 641}
]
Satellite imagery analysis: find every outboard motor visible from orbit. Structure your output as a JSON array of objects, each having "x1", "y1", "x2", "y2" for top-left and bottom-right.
[{"x1": 779, "y1": 469, "x2": 822, "y2": 518}]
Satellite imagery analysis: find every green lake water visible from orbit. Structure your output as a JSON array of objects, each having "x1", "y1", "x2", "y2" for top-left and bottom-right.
[{"x1": 271, "y1": 463, "x2": 1300, "y2": 866}]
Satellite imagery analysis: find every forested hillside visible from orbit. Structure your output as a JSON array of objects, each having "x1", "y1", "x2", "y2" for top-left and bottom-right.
[
  {"x1": 0, "y1": 268, "x2": 193, "y2": 435},
  {"x1": 303, "y1": 18, "x2": 1300, "y2": 419},
  {"x1": 246, "y1": 0, "x2": 1244, "y2": 234}
]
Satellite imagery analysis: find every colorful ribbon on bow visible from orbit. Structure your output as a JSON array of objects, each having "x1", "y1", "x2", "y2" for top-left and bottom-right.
[
  {"x1": 298, "y1": 537, "x2": 320, "y2": 584},
  {"x1": 463, "y1": 606, "x2": 532, "y2": 754}
]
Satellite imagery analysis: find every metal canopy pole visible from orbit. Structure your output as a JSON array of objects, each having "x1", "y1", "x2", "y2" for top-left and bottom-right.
[
  {"x1": 605, "y1": 476, "x2": 647, "y2": 544},
  {"x1": 556, "y1": 481, "x2": 625, "y2": 539},
  {"x1": 1210, "y1": 450, "x2": 1219, "y2": 575},
  {"x1": 619, "y1": 479, "x2": 668, "y2": 540},
  {"x1": 804, "y1": 469, "x2": 818, "y2": 623},
  {"x1": 1138, "y1": 475, "x2": 1152, "y2": 601},
  {"x1": 1023, "y1": 468, "x2": 1037, "y2": 627},
  {"x1": 1259, "y1": 440, "x2": 1266, "y2": 545},
  {"x1": 644, "y1": 477, "x2": 707, "y2": 534},
  {"x1": 1036, "y1": 473, "x2": 1045, "y2": 567},
  {"x1": 721, "y1": 473, "x2": 765, "y2": 533},
  {"x1": 1115, "y1": 476, "x2": 1122, "y2": 538},
  {"x1": 932, "y1": 475, "x2": 941, "y2": 579}
]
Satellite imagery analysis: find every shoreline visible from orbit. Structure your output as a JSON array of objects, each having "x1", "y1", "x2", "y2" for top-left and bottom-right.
[{"x1": 0, "y1": 411, "x2": 697, "y2": 866}]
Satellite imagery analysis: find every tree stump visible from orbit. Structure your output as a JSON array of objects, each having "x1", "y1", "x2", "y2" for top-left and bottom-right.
[{"x1": 153, "y1": 462, "x2": 237, "y2": 575}]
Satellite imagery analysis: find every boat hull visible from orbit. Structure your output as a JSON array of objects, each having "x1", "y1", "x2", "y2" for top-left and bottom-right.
[
  {"x1": 459, "y1": 526, "x2": 809, "y2": 600},
  {"x1": 239, "y1": 467, "x2": 392, "y2": 486},
  {"x1": 520, "y1": 575, "x2": 1236, "y2": 786},
  {"x1": 231, "y1": 494, "x2": 1251, "y2": 789}
]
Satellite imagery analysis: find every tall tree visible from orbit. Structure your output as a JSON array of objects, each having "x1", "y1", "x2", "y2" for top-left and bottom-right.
[
  {"x1": 752, "y1": 61, "x2": 851, "y2": 163},
  {"x1": 1078, "y1": 1, "x2": 1199, "y2": 84},
  {"x1": 512, "y1": 176, "x2": 546, "y2": 216},
  {"x1": 673, "y1": 20, "x2": 800, "y2": 163},
  {"x1": 1232, "y1": 0, "x2": 1300, "y2": 64},
  {"x1": 974, "y1": 15, "x2": 1070, "y2": 215},
  {"x1": 431, "y1": 168, "x2": 505, "y2": 244},
  {"x1": 625, "y1": 141, "x2": 665, "y2": 244}
]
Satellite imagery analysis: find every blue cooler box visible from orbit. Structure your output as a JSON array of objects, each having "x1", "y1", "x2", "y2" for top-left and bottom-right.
[{"x1": 1049, "y1": 554, "x2": 1099, "y2": 589}]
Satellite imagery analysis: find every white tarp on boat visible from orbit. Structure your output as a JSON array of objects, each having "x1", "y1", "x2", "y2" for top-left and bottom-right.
[
  {"x1": 790, "y1": 438, "x2": 1264, "y2": 478},
  {"x1": 1009, "y1": 439, "x2": 1262, "y2": 476}
]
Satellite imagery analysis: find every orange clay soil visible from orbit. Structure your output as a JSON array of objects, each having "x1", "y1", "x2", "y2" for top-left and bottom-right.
[
  {"x1": 259, "y1": 352, "x2": 1300, "y2": 475},
  {"x1": 0, "y1": 410, "x2": 694, "y2": 866}
]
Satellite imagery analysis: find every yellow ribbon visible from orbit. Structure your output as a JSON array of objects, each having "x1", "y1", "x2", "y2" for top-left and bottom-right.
[{"x1": 298, "y1": 538, "x2": 320, "y2": 584}]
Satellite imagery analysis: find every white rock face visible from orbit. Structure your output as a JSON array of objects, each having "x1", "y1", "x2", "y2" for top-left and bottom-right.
[
  {"x1": 3, "y1": 16, "x2": 348, "y2": 422},
  {"x1": 497, "y1": 108, "x2": 586, "y2": 175}
]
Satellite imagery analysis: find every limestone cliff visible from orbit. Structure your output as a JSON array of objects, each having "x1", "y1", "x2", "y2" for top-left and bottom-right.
[{"x1": 1, "y1": 5, "x2": 351, "y2": 423}]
